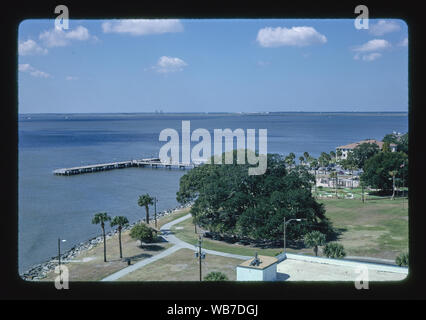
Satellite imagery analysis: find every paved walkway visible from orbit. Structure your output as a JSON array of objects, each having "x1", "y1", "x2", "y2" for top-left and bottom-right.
[{"x1": 101, "y1": 214, "x2": 250, "y2": 281}]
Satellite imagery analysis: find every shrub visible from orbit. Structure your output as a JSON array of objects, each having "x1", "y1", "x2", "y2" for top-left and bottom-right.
[
  {"x1": 204, "y1": 272, "x2": 229, "y2": 281},
  {"x1": 323, "y1": 242, "x2": 346, "y2": 259},
  {"x1": 395, "y1": 252, "x2": 409, "y2": 267},
  {"x1": 130, "y1": 223, "x2": 156, "y2": 243}
]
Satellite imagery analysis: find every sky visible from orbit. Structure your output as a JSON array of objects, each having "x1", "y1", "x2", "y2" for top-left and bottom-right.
[{"x1": 18, "y1": 19, "x2": 409, "y2": 113}]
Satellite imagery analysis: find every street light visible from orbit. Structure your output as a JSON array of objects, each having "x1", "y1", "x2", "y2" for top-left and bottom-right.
[
  {"x1": 153, "y1": 196, "x2": 158, "y2": 229},
  {"x1": 283, "y1": 217, "x2": 304, "y2": 259},
  {"x1": 58, "y1": 238, "x2": 67, "y2": 274},
  {"x1": 194, "y1": 235, "x2": 206, "y2": 281}
]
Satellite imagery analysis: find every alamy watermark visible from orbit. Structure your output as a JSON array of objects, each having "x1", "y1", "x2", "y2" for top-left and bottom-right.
[
  {"x1": 54, "y1": 5, "x2": 69, "y2": 30},
  {"x1": 54, "y1": 265, "x2": 69, "y2": 290},
  {"x1": 158, "y1": 121, "x2": 268, "y2": 175},
  {"x1": 354, "y1": 5, "x2": 369, "y2": 30}
]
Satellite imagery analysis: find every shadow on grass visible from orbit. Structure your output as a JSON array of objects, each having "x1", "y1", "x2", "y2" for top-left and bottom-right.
[{"x1": 128, "y1": 253, "x2": 153, "y2": 261}]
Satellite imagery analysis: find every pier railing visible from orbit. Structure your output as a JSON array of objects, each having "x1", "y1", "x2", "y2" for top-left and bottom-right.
[{"x1": 53, "y1": 158, "x2": 199, "y2": 176}]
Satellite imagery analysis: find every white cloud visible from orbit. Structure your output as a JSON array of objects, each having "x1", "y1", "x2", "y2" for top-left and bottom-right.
[
  {"x1": 362, "y1": 52, "x2": 382, "y2": 61},
  {"x1": 151, "y1": 56, "x2": 187, "y2": 73},
  {"x1": 39, "y1": 26, "x2": 92, "y2": 47},
  {"x1": 256, "y1": 26, "x2": 327, "y2": 47},
  {"x1": 18, "y1": 39, "x2": 48, "y2": 56},
  {"x1": 102, "y1": 19, "x2": 183, "y2": 36},
  {"x1": 369, "y1": 20, "x2": 401, "y2": 36},
  {"x1": 66, "y1": 76, "x2": 78, "y2": 81},
  {"x1": 353, "y1": 39, "x2": 391, "y2": 52},
  {"x1": 19, "y1": 64, "x2": 51, "y2": 78},
  {"x1": 399, "y1": 37, "x2": 408, "y2": 47}
]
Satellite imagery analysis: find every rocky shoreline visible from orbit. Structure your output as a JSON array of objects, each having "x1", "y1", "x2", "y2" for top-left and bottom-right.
[{"x1": 20, "y1": 204, "x2": 191, "y2": 281}]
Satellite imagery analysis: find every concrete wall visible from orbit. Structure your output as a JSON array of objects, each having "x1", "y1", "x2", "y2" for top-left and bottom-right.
[{"x1": 236, "y1": 264, "x2": 277, "y2": 281}]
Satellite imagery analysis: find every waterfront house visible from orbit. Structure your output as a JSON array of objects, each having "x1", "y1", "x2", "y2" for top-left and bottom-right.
[{"x1": 336, "y1": 139, "x2": 397, "y2": 160}]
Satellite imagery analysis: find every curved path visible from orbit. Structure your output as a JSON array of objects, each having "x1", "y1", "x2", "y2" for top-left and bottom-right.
[{"x1": 101, "y1": 214, "x2": 250, "y2": 281}]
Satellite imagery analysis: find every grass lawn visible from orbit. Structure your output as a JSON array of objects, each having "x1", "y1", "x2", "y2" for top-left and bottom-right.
[
  {"x1": 119, "y1": 248, "x2": 243, "y2": 281},
  {"x1": 40, "y1": 207, "x2": 190, "y2": 281},
  {"x1": 171, "y1": 218, "x2": 301, "y2": 257},
  {"x1": 171, "y1": 197, "x2": 408, "y2": 261},
  {"x1": 319, "y1": 197, "x2": 408, "y2": 260}
]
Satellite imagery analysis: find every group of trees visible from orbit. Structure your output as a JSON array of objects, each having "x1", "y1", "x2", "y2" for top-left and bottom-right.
[
  {"x1": 91, "y1": 212, "x2": 129, "y2": 262},
  {"x1": 177, "y1": 151, "x2": 335, "y2": 244},
  {"x1": 90, "y1": 193, "x2": 158, "y2": 263}
]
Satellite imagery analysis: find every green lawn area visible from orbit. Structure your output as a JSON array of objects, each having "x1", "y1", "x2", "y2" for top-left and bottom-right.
[
  {"x1": 120, "y1": 248, "x2": 242, "y2": 281},
  {"x1": 171, "y1": 217, "x2": 305, "y2": 257},
  {"x1": 171, "y1": 197, "x2": 408, "y2": 261},
  {"x1": 319, "y1": 197, "x2": 408, "y2": 259},
  {"x1": 40, "y1": 207, "x2": 190, "y2": 281}
]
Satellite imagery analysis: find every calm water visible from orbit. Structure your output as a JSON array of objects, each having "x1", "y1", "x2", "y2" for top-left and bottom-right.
[{"x1": 18, "y1": 113, "x2": 408, "y2": 272}]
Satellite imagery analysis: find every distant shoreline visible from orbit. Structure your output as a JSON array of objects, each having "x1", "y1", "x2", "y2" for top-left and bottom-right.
[{"x1": 18, "y1": 111, "x2": 409, "y2": 117}]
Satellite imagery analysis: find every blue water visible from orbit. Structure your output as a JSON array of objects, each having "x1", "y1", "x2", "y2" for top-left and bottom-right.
[{"x1": 18, "y1": 112, "x2": 408, "y2": 273}]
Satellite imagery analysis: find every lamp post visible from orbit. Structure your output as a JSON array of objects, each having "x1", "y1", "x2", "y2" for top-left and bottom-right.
[
  {"x1": 194, "y1": 235, "x2": 206, "y2": 281},
  {"x1": 58, "y1": 238, "x2": 66, "y2": 274},
  {"x1": 154, "y1": 196, "x2": 158, "y2": 229},
  {"x1": 283, "y1": 218, "x2": 304, "y2": 259}
]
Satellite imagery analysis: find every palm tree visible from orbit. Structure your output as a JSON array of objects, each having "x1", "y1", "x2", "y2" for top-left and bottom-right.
[
  {"x1": 303, "y1": 152, "x2": 310, "y2": 162},
  {"x1": 92, "y1": 212, "x2": 111, "y2": 262},
  {"x1": 285, "y1": 153, "x2": 296, "y2": 169},
  {"x1": 110, "y1": 216, "x2": 129, "y2": 259},
  {"x1": 299, "y1": 156, "x2": 305, "y2": 165},
  {"x1": 304, "y1": 231, "x2": 326, "y2": 256},
  {"x1": 138, "y1": 194, "x2": 154, "y2": 224}
]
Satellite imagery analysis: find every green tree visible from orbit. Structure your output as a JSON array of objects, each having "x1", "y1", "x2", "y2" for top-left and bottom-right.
[
  {"x1": 299, "y1": 156, "x2": 305, "y2": 165},
  {"x1": 304, "y1": 231, "x2": 326, "y2": 256},
  {"x1": 382, "y1": 141, "x2": 391, "y2": 153},
  {"x1": 349, "y1": 143, "x2": 380, "y2": 169},
  {"x1": 361, "y1": 152, "x2": 408, "y2": 194},
  {"x1": 395, "y1": 252, "x2": 409, "y2": 267},
  {"x1": 318, "y1": 152, "x2": 331, "y2": 168},
  {"x1": 110, "y1": 216, "x2": 129, "y2": 259},
  {"x1": 285, "y1": 152, "x2": 296, "y2": 169},
  {"x1": 204, "y1": 271, "x2": 229, "y2": 281},
  {"x1": 397, "y1": 133, "x2": 408, "y2": 154},
  {"x1": 329, "y1": 151, "x2": 336, "y2": 164},
  {"x1": 177, "y1": 151, "x2": 334, "y2": 242},
  {"x1": 383, "y1": 132, "x2": 408, "y2": 154},
  {"x1": 130, "y1": 223, "x2": 156, "y2": 244},
  {"x1": 138, "y1": 194, "x2": 154, "y2": 224},
  {"x1": 303, "y1": 152, "x2": 310, "y2": 162},
  {"x1": 92, "y1": 212, "x2": 111, "y2": 262},
  {"x1": 323, "y1": 242, "x2": 346, "y2": 259}
]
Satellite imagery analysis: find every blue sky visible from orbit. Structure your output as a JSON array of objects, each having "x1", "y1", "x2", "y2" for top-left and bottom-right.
[{"x1": 18, "y1": 19, "x2": 408, "y2": 113}]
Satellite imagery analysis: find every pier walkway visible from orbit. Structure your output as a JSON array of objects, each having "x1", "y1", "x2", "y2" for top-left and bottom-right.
[{"x1": 53, "y1": 158, "x2": 199, "y2": 176}]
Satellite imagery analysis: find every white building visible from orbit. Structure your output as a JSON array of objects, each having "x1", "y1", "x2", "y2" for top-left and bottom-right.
[
  {"x1": 236, "y1": 254, "x2": 278, "y2": 281},
  {"x1": 336, "y1": 139, "x2": 397, "y2": 160}
]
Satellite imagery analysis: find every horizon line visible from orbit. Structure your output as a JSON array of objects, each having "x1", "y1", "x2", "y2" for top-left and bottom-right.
[{"x1": 18, "y1": 110, "x2": 409, "y2": 115}]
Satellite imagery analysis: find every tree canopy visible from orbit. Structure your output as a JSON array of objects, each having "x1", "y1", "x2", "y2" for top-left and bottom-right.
[
  {"x1": 347, "y1": 142, "x2": 380, "y2": 169},
  {"x1": 361, "y1": 151, "x2": 408, "y2": 192},
  {"x1": 177, "y1": 151, "x2": 334, "y2": 242}
]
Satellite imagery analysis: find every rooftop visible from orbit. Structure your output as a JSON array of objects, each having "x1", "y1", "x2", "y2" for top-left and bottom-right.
[
  {"x1": 337, "y1": 139, "x2": 397, "y2": 150},
  {"x1": 238, "y1": 255, "x2": 278, "y2": 270}
]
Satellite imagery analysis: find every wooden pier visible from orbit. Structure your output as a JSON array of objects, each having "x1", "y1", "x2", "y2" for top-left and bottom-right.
[{"x1": 53, "y1": 158, "x2": 198, "y2": 176}]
